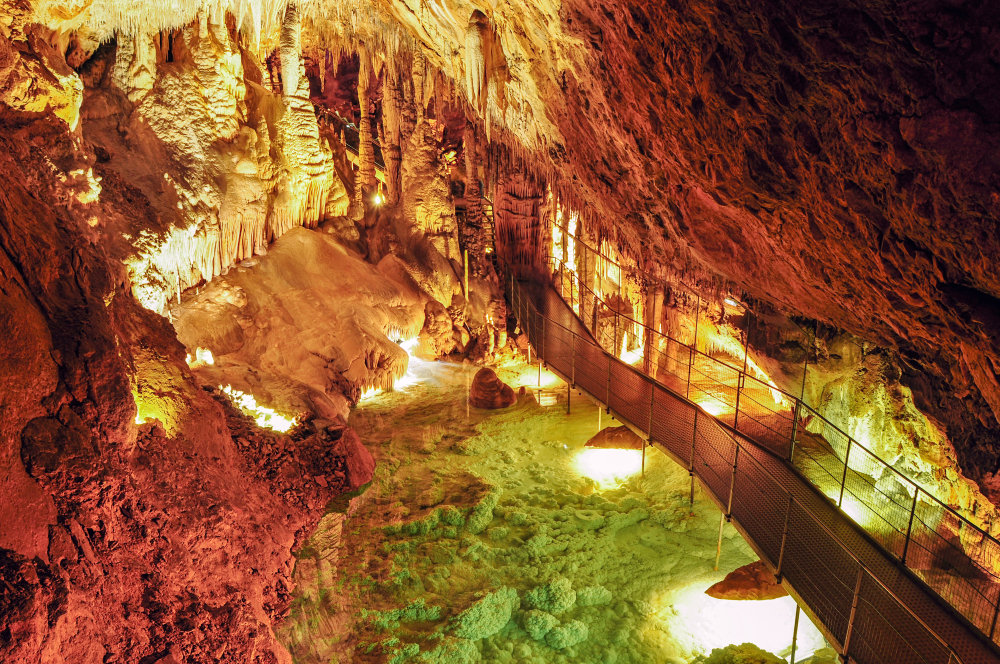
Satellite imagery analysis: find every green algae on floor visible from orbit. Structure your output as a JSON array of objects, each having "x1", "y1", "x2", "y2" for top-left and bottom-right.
[{"x1": 280, "y1": 355, "x2": 828, "y2": 664}]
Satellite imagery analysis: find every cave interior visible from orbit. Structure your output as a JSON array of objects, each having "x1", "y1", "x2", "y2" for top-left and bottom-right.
[{"x1": 2, "y1": 0, "x2": 1000, "y2": 663}]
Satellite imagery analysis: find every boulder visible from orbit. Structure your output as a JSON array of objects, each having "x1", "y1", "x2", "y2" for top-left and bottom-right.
[
  {"x1": 705, "y1": 561, "x2": 788, "y2": 601},
  {"x1": 469, "y1": 368, "x2": 516, "y2": 409},
  {"x1": 585, "y1": 425, "x2": 644, "y2": 450}
]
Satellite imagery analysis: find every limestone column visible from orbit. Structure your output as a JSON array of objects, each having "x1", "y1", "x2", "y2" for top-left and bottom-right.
[
  {"x1": 462, "y1": 120, "x2": 486, "y2": 274},
  {"x1": 382, "y1": 63, "x2": 403, "y2": 206},
  {"x1": 351, "y1": 43, "x2": 375, "y2": 221}
]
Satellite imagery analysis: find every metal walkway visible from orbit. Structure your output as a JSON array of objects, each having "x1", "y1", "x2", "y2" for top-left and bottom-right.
[{"x1": 505, "y1": 273, "x2": 999, "y2": 664}]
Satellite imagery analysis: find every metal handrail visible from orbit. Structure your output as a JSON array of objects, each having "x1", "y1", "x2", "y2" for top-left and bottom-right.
[
  {"x1": 502, "y1": 264, "x2": 968, "y2": 664},
  {"x1": 546, "y1": 230, "x2": 1000, "y2": 572},
  {"x1": 547, "y1": 251, "x2": 1000, "y2": 642}
]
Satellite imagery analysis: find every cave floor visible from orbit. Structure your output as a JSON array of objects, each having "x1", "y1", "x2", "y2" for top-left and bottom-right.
[{"x1": 279, "y1": 353, "x2": 831, "y2": 664}]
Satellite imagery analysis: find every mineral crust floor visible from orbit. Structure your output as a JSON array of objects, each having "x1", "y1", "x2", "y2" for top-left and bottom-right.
[{"x1": 279, "y1": 353, "x2": 834, "y2": 664}]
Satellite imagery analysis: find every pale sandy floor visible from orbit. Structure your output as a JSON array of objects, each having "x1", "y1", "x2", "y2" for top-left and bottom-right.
[{"x1": 282, "y1": 351, "x2": 830, "y2": 664}]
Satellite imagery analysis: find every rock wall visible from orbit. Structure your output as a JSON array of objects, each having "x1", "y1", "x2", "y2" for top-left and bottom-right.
[{"x1": 0, "y1": 107, "x2": 372, "y2": 663}]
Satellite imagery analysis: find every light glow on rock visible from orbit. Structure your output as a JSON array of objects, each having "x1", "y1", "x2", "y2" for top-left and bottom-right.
[
  {"x1": 185, "y1": 347, "x2": 215, "y2": 366},
  {"x1": 220, "y1": 385, "x2": 298, "y2": 432},
  {"x1": 663, "y1": 586, "x2": 826, "y2": 660},
  {"x1": 698, "y1": 400, "x2": 729, "y2": 418},
  {"x1": 575, "y1": 448, "x2": 643, "y2": 487}
]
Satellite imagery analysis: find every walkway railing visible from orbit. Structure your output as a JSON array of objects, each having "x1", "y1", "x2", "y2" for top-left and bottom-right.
[
  {"x1": 545, "y1": 227, "x2": 1000, "y2": 646},
  {"x1": 503, "y1": 267, "x2": 975, "y2": 664}
]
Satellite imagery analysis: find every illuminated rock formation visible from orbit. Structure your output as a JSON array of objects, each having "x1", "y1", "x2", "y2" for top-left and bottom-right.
[
  {"x1": 585, "y1": 425, "x2": 645, "y2": 451},
  {"x1": 705, "y1": 561, "x2": 788, "y2": 601},
  {"x1": 468, "y1": 367, "x2": 516, "y2": 409},
  {"x1": 4, "y1": 0, "x2": 1000, "y2": 660}
]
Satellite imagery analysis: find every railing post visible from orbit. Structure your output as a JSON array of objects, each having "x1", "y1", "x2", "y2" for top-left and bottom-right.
[
  {"x1": 839, "y1": 438, "x2": 852, "y2": 508},
  {"x1": 901, "y1": 489, "x2": 918, "y2": 565},
  {"x1": 566, "y1": 333, "x2": 573, "y2": 416},
  {"x1": 989, "y1": 588, "x2": 1000, "y2": 641},
  {"x1": 606, "y1": 353, "x2": 612, "y2": 413},
  {"x1": 776, "y1": 495, "x2": 793, "y2": 582},
  {"x1": 842, "y1": 567, "x2": 864, "y2": 658},
  {"x1": 689, "y1": 409, "x2": 699, "y2": 513},
  {"x1": 688, "y1": 295, "x2": 701, "y2": 399},
  {"x1": 613, "y1": 309, "x2": 620, "y2": 357},
  {"x1": 789, "y1": 399, "x2": 802, "y2": 463},
  {"x1": 726, "y1": 445, "x2": 740, "y2": 519},
  {"x1": 686, "y1": 347, "x2": 695, "y2": 400},
  {"x1": 733, "y1": 372, "x2": 744, "y2": 429},
  {"x1": 648, "y1": 384, "x2": 655, "y2": 439}
]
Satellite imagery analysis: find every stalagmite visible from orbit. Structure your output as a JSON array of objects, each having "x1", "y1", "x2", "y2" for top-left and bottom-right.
[{"x1": 279, "y1": 4, "x2": 300, "y2": 98}]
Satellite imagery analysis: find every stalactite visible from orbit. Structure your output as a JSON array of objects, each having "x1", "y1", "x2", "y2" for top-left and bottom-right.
[
  {"x1": 411, "y1": 51, "x2": 426, "y2": 135},
  {"x1": 382, "y1": 59, "x2": 403, "y2": 206},
  {"x1": 351, "y1": 42, "x2": 374, "y2": 222},
  {"x1": 461, "y1": 119, "x2": 487, "y2": 276},
  {"x1": 278, "y1": 3, "x2": 300, "y2": 97}
]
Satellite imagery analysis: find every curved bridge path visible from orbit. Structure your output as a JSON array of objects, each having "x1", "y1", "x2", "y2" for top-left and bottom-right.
[{"x1": 506, "y1": 274, "x2": 999, "y2": 664}]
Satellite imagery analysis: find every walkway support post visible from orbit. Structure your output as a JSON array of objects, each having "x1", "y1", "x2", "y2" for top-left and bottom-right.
[
  {"x1": 714, "y1": 512, "x2": 725, "y2": 571},
  {"x1": 790, "y1": 603, "x2": 801, "y2": 664}
]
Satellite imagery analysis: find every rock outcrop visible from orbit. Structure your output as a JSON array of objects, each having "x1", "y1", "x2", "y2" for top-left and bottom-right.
[
  {"x1": 586, "y1": 425, "x2": 645, "y2": 451},
  {"x1": 705, "y1": 561, "x2": 788, "y2": 601},
  {"x1": 468, "y1": 368, "x2": 516, "y2": 409},
  {"x1": 0, "y1": 101, "x2": 372, "y2": 664}
]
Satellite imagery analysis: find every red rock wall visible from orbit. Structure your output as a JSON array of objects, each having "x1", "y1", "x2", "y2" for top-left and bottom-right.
[
  {"x1": 0, "y1": 108, "x2": 373, "y2": 664},
  {"x1": 548, "y1": 0, "x2": 1000, "y2": 481}
]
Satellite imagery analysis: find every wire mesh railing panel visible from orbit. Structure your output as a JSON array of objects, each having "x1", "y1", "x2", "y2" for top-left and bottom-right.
[
  {"x1": 905, "y1": 504, "x2": 1000, "y2": 637},
  {"x1": 689, "y1": 353, "x2": 740, "y2": 424},
  {"x1": 572, "y1": 336, "x2": 607, "y2": 401},
  {"x1": 733, "y1": 377, "x2": 794, "y2": 457},
  {"x1": 803, "y1": 406, "x2": 853, "y2": 461},
  {"x1": 782, "y1": 501, "x2": 859, "y2": 645},
  {"x1": 850, "y1": 571, "x2": 951, "y2": 664},
  {"x1": 608, "y1": 360, "x2": 649, "y2": 427},
  {"x1": 649, "y1": 385, "x2": 696, "y2": 459},
  {"x1": 545, "y1": 324, "x2": 572, "y2": 375},
  {"x1": 838, "y1": 445, "x2": 913, "y2": 558},
  {"x1": 506, "y1": 266, "x2": 997, "y2": 663},
  {"x1": 692, "y1": 419, "x2": 737, "y2": 502},
  {"x1": 730, "y1": 462, "x2": 786, "y2": 561}
]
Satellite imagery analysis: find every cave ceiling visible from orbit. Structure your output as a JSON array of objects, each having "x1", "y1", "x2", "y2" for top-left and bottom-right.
[{"x1": 8, "y1": 0, "x2": 1000, "y2": 431}]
